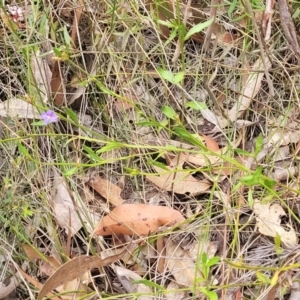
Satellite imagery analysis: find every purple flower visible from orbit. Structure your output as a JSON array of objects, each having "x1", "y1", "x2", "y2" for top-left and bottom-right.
[{"x1": 40, "y1": 110, "x2": 59, "y2": 125}]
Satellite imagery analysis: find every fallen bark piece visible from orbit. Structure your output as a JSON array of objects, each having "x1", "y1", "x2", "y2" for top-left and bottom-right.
[{"x1": 93, "y1": 204, "x2": 185, "y2": 236}]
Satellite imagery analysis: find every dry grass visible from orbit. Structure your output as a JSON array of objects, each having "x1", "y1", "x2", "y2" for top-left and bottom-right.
[{"x1": 1, "y1": 0, "x2": 300, "y2": 299}]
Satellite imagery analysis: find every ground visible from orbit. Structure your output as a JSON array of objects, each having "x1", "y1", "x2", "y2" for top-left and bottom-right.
[{"x1": 1, "y1": 1, "x2": 300, "y2": 299}]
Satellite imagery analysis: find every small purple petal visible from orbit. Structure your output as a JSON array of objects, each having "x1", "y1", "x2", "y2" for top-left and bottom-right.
[{"x1": 40, "y1": 110, "x2": 59, "y2": 125}]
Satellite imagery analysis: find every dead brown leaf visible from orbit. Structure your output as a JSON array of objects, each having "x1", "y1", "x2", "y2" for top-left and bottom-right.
[
  {"x1": 30, "y1": 51, "x2": 52, "y2": 103},
  {"x1": 38, "y1": 250, "x2": 127, "y2": 300},
  {"x1": 202, "y1": 134, "x2": 219, "y2": 152},
  {"x1": 165, "y1": 281, "x2": 187, "y2": 300},
  {"x1": 165, "y1": 239, "x2": 201, "y2": 287},
  {"x1": 93, "y1": 203, "x2": 185, "y2": 236},
  {"x1": 17, "y1": 267, "x2": 61, "y2": 300},
  {"x1": 87, "y1": 174, "x2": 124, "y2": 206},
  {"x1": 0, "y1": 98, "x2": 41, "y2": 119},
  {"x1": 115, "y1": 266, "x2": 152, "y2": 299},
  {"x1": 70, "y1": 0, "x2": 84, "y2": 46},
  {"x1": 51, "y1": 171, "x2": 83, "y2": 236},
  {"x1": 228, "y1": 56, "x2": 272, "y2": 122},
  {"x1": 51, "y1": 61, "x2": 65, "y2": 106},
  {"x1": 253, "y1": 200, "x2": 297, "y2": 247},
  {"x1": 23, "y1": 244, "x2": 61, "y2": 271},
  {"x1": 0, "y1": 276, "x2": 19, "y2": 299},
  {"x1": 146, "y1": 164, "x2": 211, "y2": 195}
]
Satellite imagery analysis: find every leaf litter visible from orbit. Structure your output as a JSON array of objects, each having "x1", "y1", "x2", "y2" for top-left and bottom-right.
[{"x1": 2, "y1": 0, "x2": 300, "y2": 299}]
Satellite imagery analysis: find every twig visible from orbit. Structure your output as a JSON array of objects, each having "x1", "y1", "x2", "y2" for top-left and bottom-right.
[
  {"x1": 202, "y1": 0, "x2": 218, "y2": 53},
  {"x1": 243, "y1": 0, "x2": 274, "y2": 96},
  {"x1": 172, "y1": 0, "x2": 192, "y2": 63},
  {"x1": 277, "y1": 0, "x2": 300, "y2": 65}
]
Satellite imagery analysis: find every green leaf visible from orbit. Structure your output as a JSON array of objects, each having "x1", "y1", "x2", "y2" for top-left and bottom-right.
[
  {"x1": 201, "y1": 252, "x2": 208, "y2": 264},
  {"x1": 53, "y1": 47, "x2": 62, "y2": 57},
  {"x1": 147, "y1": 159, "x2": 169, "y2": 171},
  {"x1": 174, "y1": 71, "x2": 185, "y2": 84},
  {"x1": 157, "y1": 68, "x2": 175, "y2": 84},
  {"x1": 206, "y1": 256, "x2": 220, "y2": 267},
  {"x1": 254, "y1": 134, "x2": 263, "y2": 157},
  {"x1": 274, "y1": 234, "x2": 283, "y2": 255},
  {"x1": 96, "y1": 142, "x2": 122, "y2": 154},
  {"x1": 185, "y1": 101, "x2": 207, "y2": 110},
  {"x1": 240, "y1": 167, "x2": 263, "y2": 186},
  {"x1": 65, "y1": 108, "x2": 79, "y2": 124},
  {"x1": 184, "y1": 18, "x2": 214, "y2": 41},
  {"x1": 157, "y1": 68, "x2": 185, "y2": 85},
  {"x1": 228, "y1": 0, "x2": 238, "y2": 17},
  {"x1": 160, "y1": 119, "x2": 168, "y2": 127},
  {"x1": 31, "y1": 120, "x2": 46, "y2": 126},
  {"x1": 17, "y1": 142, "x2": 30, "y2": 157},
  {"x1": 23, "y1": 204, "x2": 33, "y2": 218},
  {"x1": 234, "y1": 148, "x2": 252, "y2": 157},
  {"x1": 83, "y1": 145, "x2": 102, "y2": 162},
  {"x1": 256, "y1": 271, "x2": 270, "y2": 284},
  {"x1": 63, "y1": 25, "x2": 71, "y2": 46},
  {"x1": 178, "y1": 23, "x2": 187, "y2": 41},
  {"x1": 124, "y1": 167, "x2": 140, "y2": 175},
  {"x1": 200, "y1": 287, "x2": 218, "y2": 300},
  {"x1": 132, "y1": 279, "x2": 164, "y2": 291},
  {"x1": 157, "y1": 20, "x2": 175, "y2": 28},
  {"x1": 63, "y1": 167, "x2": 78, "y2": 177},
  {"x1": 162, "y1": 105, "x2": 177, "y2": 120},
  {"x1": 207, "y1": 291, "x2": 218, "y2": 300},
  {"x1": 173, "y1": 126, "x2": 204, "y2": 148},
  {"x1": 261, "y1": 177, "x2": 276, "y2": 189}
]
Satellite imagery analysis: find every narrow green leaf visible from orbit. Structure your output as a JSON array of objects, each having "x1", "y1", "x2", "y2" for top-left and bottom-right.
[
  {"x1": 65, "y1": 108, "x2": 79, "y2": 124},
  {"x1": 31, "y1": 120, "x2": 46, "y2": 126},
  {"x1": 228, "y1": 0, "x2": 238, "y2": 17},
  {"x1": 147, "y1": 159, "x2": 169, "y2": 171},
  {"x1": 173, "y1": 126, "x2": 204, "y2": 148},
  {"x1": 274, "y1": 234, "x2": 283, "y2": 255},
  {"x1": 157, "y1": 20, "x2": 175, "y2": 28},
  {"x1": 17, "y1": 142, "x2": 30, "y2": 157},
  {"x1": 184, "y1": 18, "x2": 214, "y2": 41},
  {"x1": 162, "y1": 106, "x2": 177, "y2": 120},
  {"x1": 254, "y1": 134, "x2": 263, "y2": 157},
  {"x1": 132, "y1": 279, "x2": 164, "y2": 291},
  {"x1": 63, "y1": 167, "x2": 78, "y2": 177},
  {"x1": 201, "y1": 252, "x2": 208, "y2": 264},
  {"x1": 96, "y1": 142, "x2": 122, "y2": 154},
  {"x1": 178, "y1": 23, "x2": 187, "y2": 41},
  {"x1": 63, "y1": 25, "x2": 71, "y2": 46},
  {"x1": 185, "y1": 101, "x2": 207, "y2": 110},
  {"x1": 234, "y1": 148, "x2": 252, "y2": 156},
  {"x1": 83, "y1": 145, "x2": 102, "y2": 162}
]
